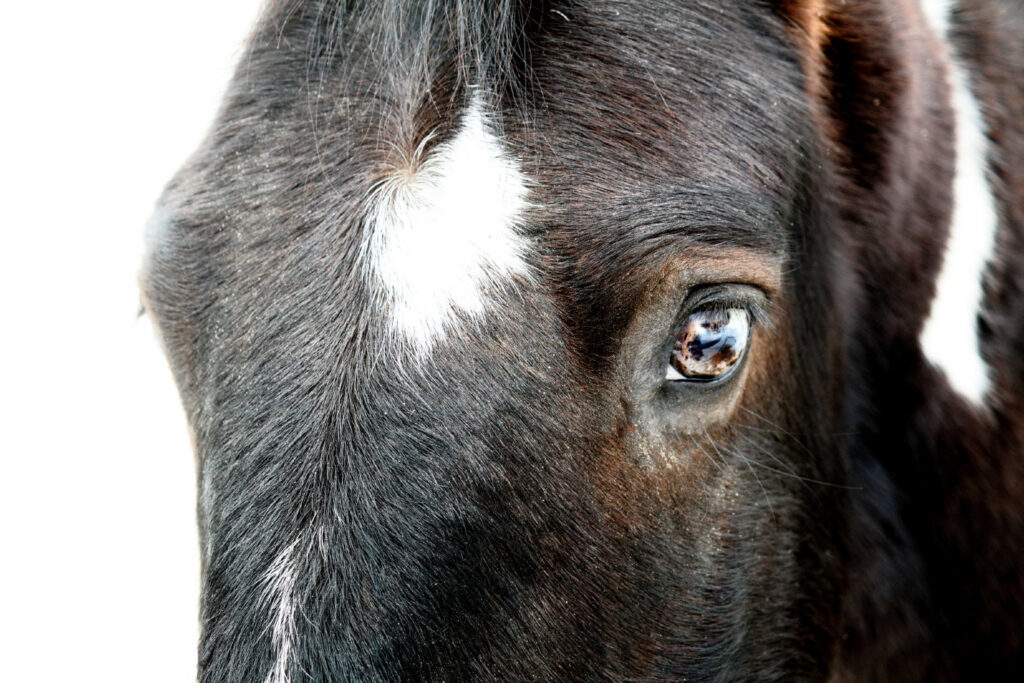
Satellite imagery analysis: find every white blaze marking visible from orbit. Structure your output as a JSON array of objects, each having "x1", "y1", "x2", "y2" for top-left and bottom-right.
[
  {"x1": 920, "y1": 0, "x2": 998, "y2": 405},
  {"x1": 920, "y1": 0, "x2": 955, "y2": 36},
  {"x1": 365, "y1": 95, "x2": 531, "y2": 353},
  {"x1": 263, "y1": 542, "x2": 299, "y2": 683}
]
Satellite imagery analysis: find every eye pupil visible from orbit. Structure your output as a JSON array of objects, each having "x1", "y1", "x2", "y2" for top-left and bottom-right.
[{"x1": 667, "y1": 308, "x2": 750, "y2": 382}]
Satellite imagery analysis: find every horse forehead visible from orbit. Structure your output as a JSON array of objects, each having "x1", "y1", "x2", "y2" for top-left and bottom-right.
[
  {"x1": 521, "y1": 9, "x2": 807, "y2": 210},
  {"x1": 362, "y1": 95, "x2": 533, "y2": 357}
]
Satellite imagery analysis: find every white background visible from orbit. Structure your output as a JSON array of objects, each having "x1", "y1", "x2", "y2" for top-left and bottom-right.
[{"x1": 2, "y1": 2, "x2": 264, "y2": 680}]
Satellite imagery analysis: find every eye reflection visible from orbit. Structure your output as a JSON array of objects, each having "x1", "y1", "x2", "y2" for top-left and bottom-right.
[{"x1": 666, "y1": 308, "x2": 750, "y2": 382}]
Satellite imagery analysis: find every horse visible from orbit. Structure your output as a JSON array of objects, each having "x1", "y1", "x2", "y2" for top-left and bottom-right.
[{"x1": 141, "y1": 0, "x2": 1024, "y2": 679}]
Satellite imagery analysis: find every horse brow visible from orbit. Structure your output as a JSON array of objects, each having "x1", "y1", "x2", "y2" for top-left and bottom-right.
[{"x1": 604, "y1": 187, "x2": 786, "y2": 255}]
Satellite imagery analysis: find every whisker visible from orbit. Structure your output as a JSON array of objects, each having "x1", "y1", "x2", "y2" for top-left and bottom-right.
[
  {"x1": 705, "y1": 429, "x2": 776, "y2": 524},
  {"x1": 737, "y1": 406, "x2": 817, "y2": 458},
  {"x1": 688, "y1": 434, "x2": 725, "y2": 473},
  {"x1": 735, "y1": 433, "x2": 860, "y2": 491},
  {"x1": 733, "y1": 434, "x2": 817, "y2": 498}
]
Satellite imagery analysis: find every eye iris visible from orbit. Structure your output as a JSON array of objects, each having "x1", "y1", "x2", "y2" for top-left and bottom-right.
[{"x1": 669, "y1": 308, "x2": 750, "y2": 381}]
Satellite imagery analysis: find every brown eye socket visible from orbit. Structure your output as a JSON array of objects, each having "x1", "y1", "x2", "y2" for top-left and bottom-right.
[{"x1": 666, "y1": 308, "x2": 750, "y2": 382}]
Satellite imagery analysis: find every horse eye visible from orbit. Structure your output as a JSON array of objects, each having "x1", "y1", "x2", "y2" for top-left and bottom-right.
[{"x1": 665, "y1": 308, "x2": 750, "y2": 382}]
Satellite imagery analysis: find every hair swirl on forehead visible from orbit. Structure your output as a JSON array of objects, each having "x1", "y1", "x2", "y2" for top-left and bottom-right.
[{"x1": 248, "y1": 0, "x2": 545, "y2": 172}]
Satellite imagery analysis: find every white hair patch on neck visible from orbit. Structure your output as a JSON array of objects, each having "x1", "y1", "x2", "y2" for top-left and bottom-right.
[
  {"x1": 364, "y1": 94, "x2": 531, "y2": 354},
  {"x1": 262, "y1": 542, "x2": 298, "y2": 683},
  {"x1": 920, "y1": 0, "x2": 998, "y2": 406}
]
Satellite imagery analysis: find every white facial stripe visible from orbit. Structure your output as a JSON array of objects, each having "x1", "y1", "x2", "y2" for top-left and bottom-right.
[
  {"x1": 365, "y1": 94, "x2": 531, "y2": 354},
  {"x1": 921, "y1": 0, "x2": 954, "y2": 37},
  {"x1": 920, "y1": 1, "x2": 998, "y2": 406},
  {"x1": 263, "y1": 542, "x2": 298, "y2": 683}
]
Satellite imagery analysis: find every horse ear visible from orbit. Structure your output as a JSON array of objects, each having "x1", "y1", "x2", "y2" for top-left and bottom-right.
[
  {"x1": 775, "y1": 0, "x2": 953, "y2": 187},
  {"x1": 784, "y1": 0, "x2": 957, "y2": 344},
  {"x1": 773, "y1": 0, "x2": 830, "y2": 45}
]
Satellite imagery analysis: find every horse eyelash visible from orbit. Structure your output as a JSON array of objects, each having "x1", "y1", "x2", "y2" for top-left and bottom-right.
[{"x1": 682, "y1": 287, "x2": 774, "y2": 334}]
